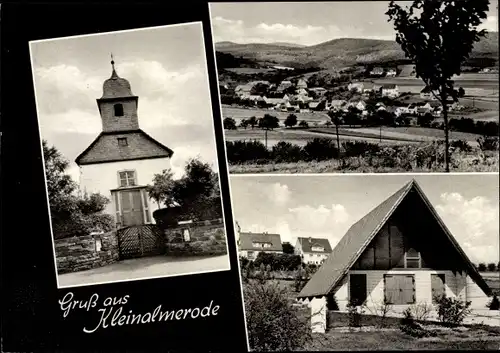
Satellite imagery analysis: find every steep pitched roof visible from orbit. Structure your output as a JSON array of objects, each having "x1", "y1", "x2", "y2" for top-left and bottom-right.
[
  {"x1": 298, "y1": 237, "x2": 332, "y2": 254},
  {"x1": 239, "y1": 232, "x2": 282, "y2": 252},
  {"x1": 298, "y1": 179, "x2": 491, "y2": 298},
  {"x1": 75, "y1": 129, "x2": 173, "y2": 166}
]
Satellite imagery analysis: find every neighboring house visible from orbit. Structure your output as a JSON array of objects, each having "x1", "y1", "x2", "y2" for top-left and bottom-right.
[
  {"x1": 394, "y1": 106, "x2": 409, "y2": 117},
  {"x1": 238, "y1": 232, "x2": 283, "y2": 260},
  {"x1": 362, "y1": 82, "x2": 380, "y2": 94},
  {"x1": 75, "y1": 60, "x2": 174, "y2": 228},
  {"x1": 296, "y1": 78, "x2": 308, "y2": 89},
  {"x1": 330, "y1": 99, "x2": 348, "y2": 111},
  {"x1": 386, "y1": 68, "x2": 397, "y2": 77},
  {"x1": 370, "y1": 67, "x2": 385, "y2": 77},
  {"x1": 295, "y1": 237, "x2": 333, "y2": 265},
  {"x1": 235, "y1": 84, "x2": 253, "y2": 96},
  {"x1": 348, "y1": 82, "x2": 364, "y2": 93},
  {"x1": 309, "y1": 87, "x2": 327, "y2": 96},
  {"x1": 264, "y1": 97, "x2": 284, "y2": 107},
  {"x1": 420, "y1": 86, "x2": 438, "y2": 100},
  {"x1": 277, "y1": 80, "x2": 293, "y2": 92},
  {"x1": 297, "y1": 88, "x2": 309, "y2": 97},
  {"x1": 297, "y1": 179, "x2": 492, "y2": 316},
  {"x1": 348, "y1": 100, "x2": 366, "y2": 111},
  {"x1": 380, "y1": 84, "x2": 400, "y2": 98}
]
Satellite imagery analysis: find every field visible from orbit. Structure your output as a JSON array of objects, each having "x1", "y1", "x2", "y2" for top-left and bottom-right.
[
  {"x1": 225, "y1": 67, "x2": 275, "y2": 74},
  {"x1": 223, "y1": 105, "x2": 329, "y2": 125}
]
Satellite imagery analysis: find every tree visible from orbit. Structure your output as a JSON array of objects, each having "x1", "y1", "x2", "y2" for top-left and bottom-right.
[
  {"x1": 259, "y1": 114, "x2": 280, "y2": 130},
  {"x1": 239, "y1": 119, "x2": 249, "y2": 129},
  {"x1": 284, "y1": 114, "x2": 298, "y2": 128},
  {"x1": 417, "y1": 112, "x2": 435, "y2": 128},
  {"x1": 487, "y1": 263, "x2": 497, "y2": 272},
  {"x1": 146, "y1": 169, "x2": 176, "y2": 208},
  {"x1": 298, "y1": 120, "x2": 309, "y2": 128},
  {"x1": 387, "y1": 0, "x2": 490, "y2": 172},
  {"x1": 477, "y1": 263, "x2": 487, "y2": 272},
  {"x1": 247, "y1": 116, "x2": 258, "y2": 129},
  {"x1": 282, "y1": 242, "x2": 295, "y2": 254},
  {"x1": 458, "y1": 87, "x2": 466, "y2": 98},
  {"x1": 223, "y1": 117, "x2": 237, "y2": 130},
  {"x1": 43, "y1": 140, "x2": 114, "y2": 239},
  {"x1": 327, "y1": 110, "x2": 344, "y2": 159}
]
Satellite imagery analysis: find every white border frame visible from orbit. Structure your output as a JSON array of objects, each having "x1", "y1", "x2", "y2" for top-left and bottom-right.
[{"x1": 29, "y1": 20, "x2": 235, "y2": 289}]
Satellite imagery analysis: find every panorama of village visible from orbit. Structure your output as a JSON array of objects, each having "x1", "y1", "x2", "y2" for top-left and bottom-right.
[{"x1": 217, "y1": 40, "x2": 499, "y2": 173}]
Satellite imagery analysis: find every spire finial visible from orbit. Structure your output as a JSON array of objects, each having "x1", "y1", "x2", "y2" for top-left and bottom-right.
[{"x1": 110, "y1": 53, "x2": 118, "y2": 78}]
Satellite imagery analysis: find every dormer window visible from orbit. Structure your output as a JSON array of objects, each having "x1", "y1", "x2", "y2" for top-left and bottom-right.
[
  {"x1": 311, "y1": 245, "x2": 324, "y2": 252},
  {"x1": 117, "y1": 137, "x2": 128, "y2": 146},
  {"x1": 114, "y1": 104, "x2": 124, "y2": 117}
]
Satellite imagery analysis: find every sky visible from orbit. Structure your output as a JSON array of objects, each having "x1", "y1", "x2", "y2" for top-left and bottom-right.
[
  {"x1": 230, "y1": 174, "x2": 499, "y2": 264},
  {"x1": 30, "y1": 22, "x2": 219, "y2": 182},
  {"x1": 210, "y1": 1, "x2": 499, "y2": 46}
]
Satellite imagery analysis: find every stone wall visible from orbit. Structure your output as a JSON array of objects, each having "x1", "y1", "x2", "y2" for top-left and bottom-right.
[
  {"x1": 54, "y1": 231, "x2": 119, "y2": 274},
  {"x1": 163, "y1": 218, "x2": 227, "y2": 256}
]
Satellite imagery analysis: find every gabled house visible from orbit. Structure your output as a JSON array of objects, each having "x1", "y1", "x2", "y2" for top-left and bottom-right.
[
  {"x1": 370, "y1": 67, "x2": 385, "y2": 77},
  {"x1": 238, "y1": 232, "x2": 283, "y2": 260},
  {"x1": 277, "y1": 80, "x2": 293, "y2": 92},
  {"x1": 297, "y1": 180, "x2": 492, "y2": 316},
  {"x1": 296, "y1": 78, "x2": 308, "y2": 89},
  {"x1": 348, "y1": 100, "x2": 366, "y2": 111},
  {"x1": 420, "y1": 86, "x2": 438, "y2": 100},
  {"x1": 295, "y1": 237, "x2": 333, "y2": 265},
  {"x1": 380, "y1": 84, "x2": 400, "y2": 98},
  {"x1": 297, "y1": 88, "x2": 309, "y2": 97},
  {"x1": 386, "y1": 68, "x2": 397, "y2": 77},
  {"x1": 235, "y1": 84, "x2": 253, "y2": 96},
  {"x1": 330, "y1": 99, "x2": 348, "y2": 112},
  {"x1": 362, "y1": 82, "x2": 381, "y2": 94},
  {"x1": 348, "y1": 82, "x2": 364, "y2": 93},
  {"x1": 75, "y1": 60, "x2": 174, "y2": 228}
]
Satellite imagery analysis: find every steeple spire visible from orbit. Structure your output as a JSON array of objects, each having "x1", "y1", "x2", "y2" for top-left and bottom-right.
[{"x1": 110, "y1": 53, "x2": 118, "y2": 78}]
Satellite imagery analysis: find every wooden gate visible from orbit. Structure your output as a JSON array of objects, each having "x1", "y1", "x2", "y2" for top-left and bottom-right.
[{"x1": 117, "y1": 224, "x2": 165, "y2": 259}]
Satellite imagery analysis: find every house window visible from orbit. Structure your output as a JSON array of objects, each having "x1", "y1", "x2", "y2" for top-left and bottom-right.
[
  {"x1": 117, "y1": 137, "x2": 128, "y2": 147},
  {"x1": 384, "y1": 274, "x2": 415, "y2": 305},
  {"x1": 349, "y1": 274, "x2": 367, "y2": 306},
  {"x1": 312, "y1": 246, "x2": 324, "y2": 252},
  {"x1": 431, "y1": 274, "x2": 446, "y2": 303},
  {"x1": 183, "y1": 229, "x2": 190, "y2": 242},
  {"x1": 118, "y1": 171, "x2": 137, "y2": 187},
  {"x1": 114, "y1": 104, "x2": 124, "y2": 117},
  {"x1": 405, "y1": 248, "x2": 421, "y2": 268}
]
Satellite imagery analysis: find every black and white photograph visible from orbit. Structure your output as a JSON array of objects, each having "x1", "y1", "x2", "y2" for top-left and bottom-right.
[
  {"x1": 210, "y1": 1, "x2": 499, "y2": 174},
  {"x1": 30, "y1": 22, "x2": 231, "y2": 288},
  {"x1": 230, "y1": 173, "x2": 500, "y2": 351}
]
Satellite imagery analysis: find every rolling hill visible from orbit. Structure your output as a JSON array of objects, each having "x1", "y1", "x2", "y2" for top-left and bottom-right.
[{"x1": 215, "y1": 32, "x2": 499, "y2": 69}]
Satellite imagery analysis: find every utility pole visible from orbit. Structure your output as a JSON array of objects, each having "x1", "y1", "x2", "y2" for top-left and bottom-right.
[{"x1": 265, "y1": 129, "x2": 268, "y2": 149}]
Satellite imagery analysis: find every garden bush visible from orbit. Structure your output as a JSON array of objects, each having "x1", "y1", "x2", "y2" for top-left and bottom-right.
[
  {"x1": 342, "y1": 141, "x2": 380, "y2": 157},
  {"x1": 399, "y1": 308, "x2": 437, "y2": 338},
  {"x1": 244, "y1": 281, "x2": 312, "y2": 351},
  {"x1": 477, "y1": 136, "x2": 499, "y2": 152},
  {"x1": 253, "y1": 252, "x2": 302, "y2": 271},
  {"x1": 346, "y1": 301, "x2": 365, "y2": 328},
  {"x1": 450, "y1": 139, "x2": 473, "y2": 153},
  {"x1": 434, "y1": 295, "x2": 472, "y2": 327}
]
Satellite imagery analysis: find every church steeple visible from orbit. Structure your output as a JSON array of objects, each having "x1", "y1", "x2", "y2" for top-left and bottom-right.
[{"x1": 96, "y1": 56, "x2": 140, "y2": 133}]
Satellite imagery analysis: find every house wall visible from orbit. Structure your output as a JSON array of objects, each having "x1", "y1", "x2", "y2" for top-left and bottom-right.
[
  {"x1": 240, "y1": 249, "x2": 283, "y2": 259},
  {"x1": 331, "y1": 269, "x2": 485, "y2": 315},
  {"x1": 303, "y1": 252, "x2": 329, "y2": 265},
  {"x1": 98, "y1": 99, "x2": 139, "y2": 132},
  {"x1": 79, "y1": 157, "x2": 171, "y2": 223},
  {"x1": 164, "y1": 218, "x2": 228, "y2": 257},
  {"x1": 54, "y1": 231, "x2": 119, "y2": 274}
]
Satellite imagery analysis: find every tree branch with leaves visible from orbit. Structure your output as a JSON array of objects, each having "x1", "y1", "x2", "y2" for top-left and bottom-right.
[{"x1": 386, "y1": 0, "x2": 490, "y2": 172}]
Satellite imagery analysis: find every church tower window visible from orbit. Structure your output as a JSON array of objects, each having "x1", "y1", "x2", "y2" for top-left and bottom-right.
[{"x1": 114, "y1": 103, "x2": 124, "y2": 117}]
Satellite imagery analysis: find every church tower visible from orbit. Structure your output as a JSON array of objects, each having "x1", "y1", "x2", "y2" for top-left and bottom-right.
[
  {"x1": 75, "y1": 57, "x2": 174, "y2": 228},
  {"x1": 97, "y1": 57, "x2": 140, "y2": 132}
]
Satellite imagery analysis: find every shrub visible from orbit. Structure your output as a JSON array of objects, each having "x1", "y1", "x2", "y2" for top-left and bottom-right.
[
  {"x1": 450, "y1": 139, "x2": 473, "y2": 153},
  {"x1": 477, "y1": 136, "x2": 499, "y2": 152},
  {"x1": 487, "y1": 263, "x2": 497, "y2": 272},
  {"x1": 411, "y1": 302, "x2": 433, "y2": 322},
  {"x1": 303, "y1": 138, "x2": 338, "y2": 161},
  {"x1": 434, "y1": 295, "x2": 472, "y2": 327},
  {"x1": 271, "y1": 141, "x2": 304, "y2": 163},
  {"x1": 399, "y1": 308, "x2": 437, "y2": 338},
  {"x1": 346, "y1": 301, "x2": 365, "y2": 328},
  {"x1": 477, "y1": 263, "x2": 487, "y2": 272},
  {"x1": 244, "y1": 281, "x2": 312, "y2": 351},
  {"x1": 487, "y1": 295, "x2": 500, "y2": 310},
  {"x1": 342, "y1": 141, "x2": 380, "y2": 158},
  {"x1": 225, "y1": 140, "x2": 270, "y2": 163},
  {"x1": 298, "y1": 120, "x2": 309, "y2": 128}
]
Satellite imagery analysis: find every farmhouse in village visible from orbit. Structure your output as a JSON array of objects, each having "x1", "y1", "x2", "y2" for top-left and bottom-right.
[
  {"x1": 75, "y1": 59, "x2": 174, "y2": 228},
  {"x1": 297, "y1": 179, "x2": 492, "y2": 317},
  {"x1": 295, "y1": 237, "x2": 333, "y2": 265},
  {"x1": 238, "y1": 232, "x2": 283, "y2": 260}
]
